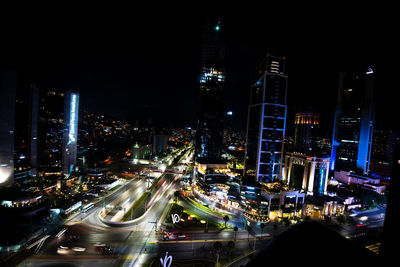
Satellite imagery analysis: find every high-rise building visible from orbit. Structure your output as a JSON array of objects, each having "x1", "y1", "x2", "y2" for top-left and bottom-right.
[
  {"x1": 244, "y1": 54, "x2": 288, "y2": 182},
  {"x1": 0, "y1": 71, "x2": 16, "y2": 187},
  {"x1": 195, "y1": 18, "x2": 225, "y2": 163},
  {"x1": 38, "y1": 89, "x2": 79, "y2": 177},
  {"x1": 14, "y1": 85, "x2": 39, "y2": 180},
  {"x1": 330, "y1": 66, "x2": 375, "y2": 175},
  {"x1": 294, "y1": 110, "x2": 320, "y2": 153},
  {"x1": 38, "y1": 90, "x2": 65, "y2": 172},
  {"x1": 62, "y1": 91, "x2": 79, "y2": 176},
  {"x1": 30, "y1": 85, "x2": 39, "y2": 177}
]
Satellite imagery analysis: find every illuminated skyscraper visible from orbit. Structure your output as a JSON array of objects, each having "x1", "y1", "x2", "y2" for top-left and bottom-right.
[
  {"x1": 0, "y1": 71, "x2": 16, "y2": 187},
  {"x1": 330, "y1": 66, "x2": 375, "y2": 175},
  {"x1": 62, "y1": 91, "x2": 79, "y2": 176},
  {"x1": 195, "y1": 18, "x2": 225, "y2": 162},
  {"x1": 244, "y1": 55, "x2": 288, "y2": 182}
]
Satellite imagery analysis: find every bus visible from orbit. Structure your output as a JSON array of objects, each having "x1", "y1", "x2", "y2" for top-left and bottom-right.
[{"x1": 82, "y1": 203, "x2": 94, "y2": 213}]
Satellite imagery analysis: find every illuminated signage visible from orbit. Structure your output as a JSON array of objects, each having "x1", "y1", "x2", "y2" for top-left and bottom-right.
[
  {"x1": 366, "y1": 68, "x2": 374, "y2": 75},
  {"x1": 68, "y1": 93, "x2": 78, "y2": 144},
  {"x1": 160, "y1": 252, "x2": 173, "y2": 267},
  {"x1": 171, "y1": 214, "x2": 180, "y2": 224}
]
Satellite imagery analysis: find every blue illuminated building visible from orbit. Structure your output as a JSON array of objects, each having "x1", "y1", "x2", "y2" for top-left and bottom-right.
[
  {"x1": 244, "y1": 54, "x2": 288, "y2": 183},
  {"x1": 62, "y1": 91, "x2": 79, "y2": 176},
  {"x1": 330, "y1": 66, "x2": 375, "y2": 175}
]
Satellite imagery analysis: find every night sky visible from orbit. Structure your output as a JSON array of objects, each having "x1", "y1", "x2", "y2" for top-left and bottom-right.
[{"x1": 1, "y1": 6, "x2": 396, "y2": 134}]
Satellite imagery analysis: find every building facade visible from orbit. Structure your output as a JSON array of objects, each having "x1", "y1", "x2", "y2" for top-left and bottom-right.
[
  {"x1": 283, "y1": 152, "x2": 330, "y2": 196},
  {"x1": 132, "y1": 142, "x2": 152, "y2": 160},
  {"x1": 244, "y1": 55, "x2": 288, "y2": 182},
  {"x1": 261, "y1": 185, "x2": 305, "y2": 219},
  {"x1": 330, "y1": 66, "x2": 375, "y2": 175},
  {"x1": 195, "y1": 18, "x2": 225, "y2": 163}
]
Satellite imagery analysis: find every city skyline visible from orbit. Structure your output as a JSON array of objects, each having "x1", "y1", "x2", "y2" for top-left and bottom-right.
[
  {"x1": 1, "y1": 8, "x2": 394, "y2": 133},
  {"x1": 0, "y1": 7, "x2": 396, "y2": 265}
]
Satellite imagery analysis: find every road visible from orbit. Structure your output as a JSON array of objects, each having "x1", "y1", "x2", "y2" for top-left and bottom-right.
[
  {"x1": 16, "y1": 147, "x2": 281, "y2": 267},
  {"x1": 18, "y1": 150, "x2": 193, "y2": 266}
]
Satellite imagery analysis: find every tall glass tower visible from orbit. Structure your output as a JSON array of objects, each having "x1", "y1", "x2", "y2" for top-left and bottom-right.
[
  {"x1": 330, "y1": 66, "x2": 375, "y2": 175},
  {"x1": 244, "y1": 55, "x2": 288, "y2": 183},
  {"x1": 195, "y1": 18, "x2": 225, "y2": 163},
  {"x1": 62, "y1": 91, "x2": 79, "y2": 176},
  {"x1": 0, "y1": 71, "x2": 16, "y2": 187}
]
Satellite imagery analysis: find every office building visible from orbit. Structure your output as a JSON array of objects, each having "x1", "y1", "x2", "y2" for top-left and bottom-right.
[
  {"x1": 0, "y1": 71, "x2": 16, "y2": 187},
  {"x1": 330, "y1": 66, "x2": 375, "y2": 175},
  {"x1": 62, "y1": 91, "x2": 79, "y2": 176},
  {"x1": 294, "y1": 110, "x2": 319, "y2": 153},
  {"x1": 195, "y1": 18, "x2": 225, "y2": 162},
  {"x1": 38, "y1": 89, "x2": 79, "y2": 177},
  {"x1": 151, "y1": 135, "x2": 169, "y2": 155},
  {"x1": 14, "y1": 85, "x2": 39, "y2": 180},
  {"x1": 38, "y1": 89, "x2": 65, "y2": 173},
  {"x1": 30, "y1": 86, "x2": 39, "y2": 177},
  {"x1": 244, "y1": 54, "x2": 288, "y2": 182}
]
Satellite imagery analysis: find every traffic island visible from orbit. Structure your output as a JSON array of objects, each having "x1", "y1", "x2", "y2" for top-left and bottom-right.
[{"x1": 163, "y1": 202, "x2": 223, "y2": 231}]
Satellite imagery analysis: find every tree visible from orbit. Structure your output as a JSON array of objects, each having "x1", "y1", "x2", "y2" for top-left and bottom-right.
[
  {"x1": 227, "y1": 240, "x2": 235, "y2": 256},
  {"x1": 214, "y1": 241, "x2": 222, "y2": 266},
  {"x1": 174, "y1": 190, "x2": 180, "y2": 203},
  {"x1": 247, "y1": 226, "x2": 252, "y2": 244},
  {"x1": 233, "y1": 226, "x2": 238, "y2": 241},
  {"x1": 260, "y1": 223, "x2": 265, "y2": 237},
  {"x1": 223, "y1": 215, "x2": 230, "y2": 228},
  {"x1": 273, "y1": 223, "x2": 278, "y2": 236}
]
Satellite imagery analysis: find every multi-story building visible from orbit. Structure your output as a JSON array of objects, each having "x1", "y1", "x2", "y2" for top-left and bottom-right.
[
  {"x1": 38, "y1": 89, "x2": 79, "y2": 177},
  {"x1": 132, "y1": 142, "x2": 152, "y2": 160},
  {"x1": 330, "y1": 66, "x2": 375, "y2": 175},
  {"x1": 0, "y1": 71, "x2": 16, "y2": 187},
  {"x1": 38, "y1": 89, "x2": 65, "y2": 173},
  {"x1": 195, "y1": 18, "x2": 225, "y2": 163},
  {"x1": 369, "y1": 129, "x2": 391, "y2": 178},
  {"x1": 260, "y1": 182, "x2": 305, "y2": 219},
  {"x1": 14, "y1": 85, "x2": 39, "y2": 180},
  {"x1": 244, "y1": 54, "x2": 288, "y2": 183},
  {"x1": 151, "y1": 135, "x2": 169, "y2": 155},
  {"x1": 283, "y1": 152, "x2": 330, "y2": 196},
  {"x1": 294, "y1": 110, "x2": 319, "y2": 153}
]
